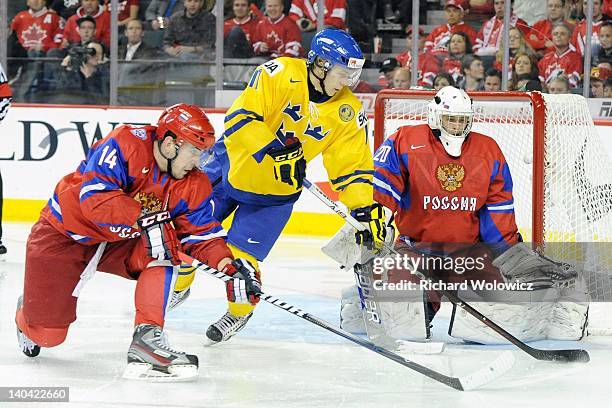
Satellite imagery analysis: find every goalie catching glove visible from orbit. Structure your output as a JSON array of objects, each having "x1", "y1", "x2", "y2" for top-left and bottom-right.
[
  {"x1": 138, "y1": 210, "x2": 180, "y2": 265},
  {"x1": 492, "y1": 243, "x2": 578, "y2": 289},
  {"x1": 268, "y1": 136, "x2": 307, "y2": 190},
  {"x1": 352, "y1": 203, "x2": 387, "y2": 252},
  {"x1": 223, "y1": 259, "x2": 262, "y2": 305}
]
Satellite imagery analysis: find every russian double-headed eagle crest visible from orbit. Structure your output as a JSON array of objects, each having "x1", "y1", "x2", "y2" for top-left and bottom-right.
[
  {"x1": 134, "y1": 192, "x2": 163, "y2": 215},
  {"x1": 436, "y1": 163, "x2": 465, "y2": 192}
]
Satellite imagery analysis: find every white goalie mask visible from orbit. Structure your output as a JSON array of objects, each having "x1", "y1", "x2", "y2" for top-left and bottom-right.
[{"x1": 427, "y1": 86, "x2": 473, "y2": 157}]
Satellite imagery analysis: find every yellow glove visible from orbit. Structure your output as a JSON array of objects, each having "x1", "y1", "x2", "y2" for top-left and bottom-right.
[{"x1": 352, "y1": 203, "x2": 387, "y2": 252}]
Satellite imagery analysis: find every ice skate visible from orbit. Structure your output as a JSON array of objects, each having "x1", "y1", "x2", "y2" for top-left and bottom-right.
[
  {"x1": 16, "y1": 296, "x2": 40, "y2": 357},
  {"x1": 123, "y1": 324, "x2": 198, "y2": 381},
  {"x1": 205, "y1": 311, "x2": 252, "y2": 345},
  {"x1": 168, "y1": 288, "x2": 191, "y2": 311}
]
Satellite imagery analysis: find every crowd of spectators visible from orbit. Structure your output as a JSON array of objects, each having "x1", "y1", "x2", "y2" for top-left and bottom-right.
[
  {"x1": 371, "y1": 0, "x2": 612, "y2": 96},
  {"x1": 5, "y1": 0, "x2": 612, "y2": 101}
]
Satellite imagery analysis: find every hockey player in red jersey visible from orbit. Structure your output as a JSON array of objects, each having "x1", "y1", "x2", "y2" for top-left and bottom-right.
[
  {"x1": 341, "y1": 86, "x2": 588, "y2": 344},
  {"x1": 15, "y1": 104, "x2": 262, "y2": 381}
]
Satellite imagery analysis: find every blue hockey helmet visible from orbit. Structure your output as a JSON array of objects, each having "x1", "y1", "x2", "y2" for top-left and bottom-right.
[{"x1": 307, "y1": 29, "x2": 365, "y2": 86}]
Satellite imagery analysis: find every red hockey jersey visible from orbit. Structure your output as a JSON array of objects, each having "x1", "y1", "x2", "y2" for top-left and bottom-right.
[
  {"x1": 252, "y1": 15, "x2": 303, "y2": 58},
  {"x1": 441, "y1": 56, "x2": 463, "y2": 83},
  {"x1": 288, "y1": 0, "x2": 346, "y2": 30},
  {"x1": 63, "y1": 5, "x2": 111, "y2": 47},
  {"x1": 473, "y1": 14, "x2": 530, "y2": 55},
  {"x1": 396, "y1": 51, "x2": 441, "y2": 87},
  {"x1": 224, "y1": 15, "x2": 260, "y2": 44},
  {"x1": 528, "y1": 18, "x2": 575, "y2": 52},
  {"x1": 10, "y1": 7, "x2": 62, "y2": 52},
  {"x1": 537, "y1": 46, "x2": 582, "y2": 88},
  {"x1": 373, "y1": 124, "x2": 519, "y2": 246},
  {"x1": 423, "y1": 22, "x2": 477, "y2": 54},
  {"x1": 572, "y1": 19, "x2": 607, "y2": 56},
  {"x1": 41, "y1": 125, "x2": 232, "y2": 268},
  {"x1": 0, "y1": 64, "x2": 11, "y2": 122}
]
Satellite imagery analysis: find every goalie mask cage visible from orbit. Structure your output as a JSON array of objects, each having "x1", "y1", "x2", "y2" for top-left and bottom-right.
[{"x1": 374, "y1": 90, "x2": 612, "y2": 319}]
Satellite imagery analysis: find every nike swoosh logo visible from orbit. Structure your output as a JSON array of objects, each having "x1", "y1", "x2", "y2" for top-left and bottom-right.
[
  {"x1": 289, "y1": 78, "x2": 302, "y2": 83},
  {"x1": 141, "y1": 168, "x2": 150, "y2": 173},
  {"x1": 247, "y1": 238, "x2": 260, "y2": 244},
  {"x1": 411, "y1": 145, "x2": 426, "y2": 150}
]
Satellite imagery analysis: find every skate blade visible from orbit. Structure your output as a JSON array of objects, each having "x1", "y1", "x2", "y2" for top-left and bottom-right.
[
  {"x1": 122, "y1": 363, "x2": 198, "y2": 382},
  {"x1": 203, "y1": 337, "x2": 221, "y2": 347}
]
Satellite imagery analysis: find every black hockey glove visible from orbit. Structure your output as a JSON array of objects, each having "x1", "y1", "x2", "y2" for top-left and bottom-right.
[
  {"x1": 268, "y1": 137, "x2": 307, "y2": 190},
  {"x1": 223, "y1": 258, "x2": 262, "y2": 305}
]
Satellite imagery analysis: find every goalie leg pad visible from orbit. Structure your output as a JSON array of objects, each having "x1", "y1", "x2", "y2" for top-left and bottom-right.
[
  {"x1": 449, "y1": 302, "x2": 552, "y2": 344},
  {"x1": 548, "y1": 302, "x2": 589, "y2": 340},
  {"x1": 339, "y1": 285, "x2": 429, "y2": 340},
  {"x1": 340, "y1": 285, "x2": 366, "y2": 334},
  {"x1": 378, "y1": 300, "x2": 429, "y2": 341}
]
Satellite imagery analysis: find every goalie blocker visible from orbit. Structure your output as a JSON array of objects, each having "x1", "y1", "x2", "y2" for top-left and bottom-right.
[{"x1": 340, "y1": 242, "x2": 589, "y2": 344}]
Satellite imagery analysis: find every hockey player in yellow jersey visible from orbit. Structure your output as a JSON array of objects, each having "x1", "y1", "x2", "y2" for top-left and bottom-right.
[{"x1": 175, "y1": 28, "x2": 387, "y2": 344}]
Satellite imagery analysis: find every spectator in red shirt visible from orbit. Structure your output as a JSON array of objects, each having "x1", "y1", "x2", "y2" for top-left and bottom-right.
[
  {"x1": 529, "y1": 0, "x2": 575, "y2": 53},
  {"x1": 252, "y1": 0, "x2": 303, "y2": 58},
  {"x1": 572, "y1": 0, "x2": 610, "y2": 56},
  {"x1": 441, "y1": 32, "x2": 472, "y2": 83},
  {"x1": 539, "y1": 23, "x2": 583, "y2": 87},
  {"x1": 474, "y1": 0, "x2": 530, "y2": 56},
  {"x1": 423, "y1": 0, "x2": 477, "y2": 54},
  {"x1": 103, "y1": 0, "x2": 140, "y2": 29},
  {"x1": 396, "y1": 26, "x2": 440, "y2": 87},
  {"x1": 10, "y1": 0, "x2": 62, "y2": 57},
  {"x1": 289, "y1": 0, "x2": 347, "y2": 31},
  {"x1": 224, "y1": 0, "x2": 260, "y2": 58},
  {"x1": 62, "y1": 0, "x2": 111, "y2": 48},
  {"x1": 466, "y1": 0, "x2": 495, "y2": 16}
]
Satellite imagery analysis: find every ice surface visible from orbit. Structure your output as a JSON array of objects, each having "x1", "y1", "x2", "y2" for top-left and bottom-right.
[{"x1": 1, "y1": 222, "x2": 612, "y2": 407}]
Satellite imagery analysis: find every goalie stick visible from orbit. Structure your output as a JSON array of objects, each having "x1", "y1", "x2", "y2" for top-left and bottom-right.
[
  {"x1": 301, "y1": 179, "x2": 591, "y2": 363},
  {"x1": 178, "y1": 251, "x2": 514, "y2": 391}
]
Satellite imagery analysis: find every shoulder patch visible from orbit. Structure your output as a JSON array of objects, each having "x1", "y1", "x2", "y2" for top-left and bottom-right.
[
  {"x1": 339, "y1": 104, "x2": 355, "y2": 122},
  {"x1": 261, "y1": 59, "x2": 284, "y2": 77},
  {"x1": 130, "y1": 128, "x2": 147, "y2": 140}
]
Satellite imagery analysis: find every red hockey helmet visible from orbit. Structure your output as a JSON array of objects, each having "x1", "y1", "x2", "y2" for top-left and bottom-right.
[{"x1": 156, "y1": 104, "x2": 215, "y2": 151}]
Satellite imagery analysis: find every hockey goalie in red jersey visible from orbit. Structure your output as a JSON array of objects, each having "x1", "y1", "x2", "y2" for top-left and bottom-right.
[
  {"x1": 340, "y1": 86, "x2": 589, "y2": 344},
  {"x1": 15, "y1": 104, "x2": 262, "y2": 381}
]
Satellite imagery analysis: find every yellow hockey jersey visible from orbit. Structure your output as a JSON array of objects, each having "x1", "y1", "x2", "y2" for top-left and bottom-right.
[{"x1": 215, "y1": 57, "x2": 373, "y2": 209}]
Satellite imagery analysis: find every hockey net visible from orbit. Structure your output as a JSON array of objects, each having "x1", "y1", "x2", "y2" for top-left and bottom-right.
[{"x1": 374, "y1": 90, "x2": 612, "y2": 332}]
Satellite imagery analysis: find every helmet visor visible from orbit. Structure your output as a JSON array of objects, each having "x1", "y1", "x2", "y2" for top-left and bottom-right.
[
  {"x1": 440, "y1": 113, "x2": 472, "y2": 137},
  {"x1": 199, "y1": 148, "x2": 215, "y2": 170},
  {"x1": 328, "y1": 64, "x2": 362, "y2": 87}
]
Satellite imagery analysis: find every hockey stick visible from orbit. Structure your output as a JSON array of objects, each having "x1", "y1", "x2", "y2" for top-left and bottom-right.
[
  {"x1": 178, "y1": 251, "x2": 514, "y2": 391},
  {"x1": 301, "y1": 179, "x2": 590, "y2": 363}
]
